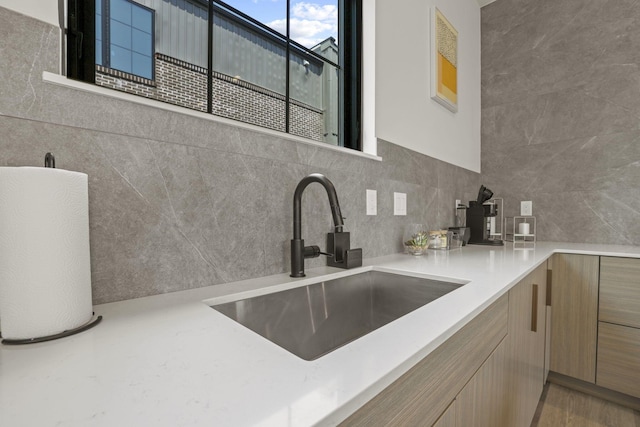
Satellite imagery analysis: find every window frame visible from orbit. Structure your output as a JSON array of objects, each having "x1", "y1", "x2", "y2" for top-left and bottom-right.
[
  {"x1": 68, "y1": 0, "x2": 362, "y2": 151},
  {"x1": 98, "y1": 0, "x2": 156, "y2": 80}
]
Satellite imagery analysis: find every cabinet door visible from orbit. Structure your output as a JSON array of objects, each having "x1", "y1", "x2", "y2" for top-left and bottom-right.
[
  {"x1": 507, "y1": 263, "x2": 547, "y2": 427},
  {"x1": 549, "y1": 254, "x2": 599, "y2": 383},
  {"x1": 432, "y1": 400, "x2": 456, "y2": 427},
  {"x1": 597, "y1": 322, "x2": 640, "y2": 398},
  {"x1": 340, "y1": 295, "x2": 508, "y2": 427},
  {"x1": 600, "y1": 257, "x2": 640, "y2": 329},
  {"x1": 456, "y1": 338, "x2": 510, "y2": 427}
]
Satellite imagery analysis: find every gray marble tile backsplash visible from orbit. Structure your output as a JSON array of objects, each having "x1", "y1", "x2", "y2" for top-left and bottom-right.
[{"x1": 481, "y1": 0, "x2": 640, "y2": 246}]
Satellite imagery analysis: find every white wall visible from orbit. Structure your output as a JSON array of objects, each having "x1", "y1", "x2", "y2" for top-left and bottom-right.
[
  {"x1": 375, "y1": 0, "x2": 481, "y2": 172},
  {"x1": 362, "y1": 0, "x2": 376, "y2": 156},
  {"x1": 0, "y1": 0, "x2": 60, "y2": 26},
  {"x1": 477, "y1": 0, "x2": 497, "y2": 7}
]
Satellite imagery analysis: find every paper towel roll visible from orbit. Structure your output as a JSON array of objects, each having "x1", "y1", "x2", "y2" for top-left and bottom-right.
[{"x1": 0, "y1": 167, "x2": 93, "y2": 340}]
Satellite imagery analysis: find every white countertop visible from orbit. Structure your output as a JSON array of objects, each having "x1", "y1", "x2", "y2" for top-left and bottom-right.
[{"x1": 2, "y1": 242, "x2": 640, "y2": 427}]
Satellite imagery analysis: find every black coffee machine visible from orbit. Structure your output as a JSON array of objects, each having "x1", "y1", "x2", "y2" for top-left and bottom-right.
[{"x1": 467, "y1": 185, "x2": 503, "y2": 246}]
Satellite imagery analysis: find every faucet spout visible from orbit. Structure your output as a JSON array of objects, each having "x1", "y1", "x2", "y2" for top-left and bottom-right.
[{"x1": 291, "y1": 173, "x2": 344, "y2": 277}]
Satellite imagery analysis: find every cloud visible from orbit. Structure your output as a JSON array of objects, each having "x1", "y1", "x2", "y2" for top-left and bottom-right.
[
  {"x1": 267, "y1": 2, "x2": 337, "y2": 47},
  {"x1": 292, "y1": 2, "x2": 337, "y2": 22},
  {"x1": 269, "y1": 18, "x2": 333, "y2": 37}
]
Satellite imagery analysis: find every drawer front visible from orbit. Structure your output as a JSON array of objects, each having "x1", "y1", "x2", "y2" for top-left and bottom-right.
[
  {"x1": 340, "y1": 295, "x2": 508, "y2": 427},
  {"x1": 597, "y1": 322, "x2": 640, "y2": 398},
  {"x1": 600, "y1": 257, "x2": 640, "y2": 329}
]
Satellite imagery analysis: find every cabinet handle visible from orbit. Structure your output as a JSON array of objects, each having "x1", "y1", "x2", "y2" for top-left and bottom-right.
[
  {"x1": 546, "y1": 270, "x2": 552, "y2": 306},
  {"x1": 531, "y1": 284, "x2": 538, "y2": 332}
]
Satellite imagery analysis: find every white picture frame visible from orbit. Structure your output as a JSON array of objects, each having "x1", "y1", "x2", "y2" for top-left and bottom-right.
[{"x1": 430, "y1": 7, "x2": 458, "y2": 113}]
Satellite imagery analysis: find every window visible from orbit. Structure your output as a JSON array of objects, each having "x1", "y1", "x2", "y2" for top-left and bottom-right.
[
  {"x1": 96, "y1": 0, "x2": 154, "y2": 79},
  {"x1": 68, "y1": 0, "x2": 362, "y2": 150}
]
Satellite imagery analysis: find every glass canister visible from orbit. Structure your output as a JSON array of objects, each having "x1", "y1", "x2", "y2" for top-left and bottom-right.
[
  {"x1": 403, "y1": 224, "x2": 429, "y2": 255},
  {"x1": 428, "y1": 230, "x2": 452, "y2": 250},
  {"x1": 456, "y1": 205, "x2": 467, "y2": 227}
]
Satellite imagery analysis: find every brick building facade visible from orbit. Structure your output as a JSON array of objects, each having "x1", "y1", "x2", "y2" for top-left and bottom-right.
[{"x1": 96, "y1": 53, "x2": 324, "y2": 142}]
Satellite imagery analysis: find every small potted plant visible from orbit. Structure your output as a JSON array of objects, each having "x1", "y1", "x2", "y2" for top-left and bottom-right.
[{"x1": 403, "y1": 224, "x2": 429, "y2": 256}]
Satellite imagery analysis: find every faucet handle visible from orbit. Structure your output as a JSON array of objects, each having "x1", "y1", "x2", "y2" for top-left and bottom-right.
[
  {"x1": 303, "y1": 245, "x2": 333, "y2": 258},
  {"x1": 344, "y1": 248, "x2": 363, "y2": 269},
  {"x1": 304, "y1": 245, "x2": 321, "y2": 258},
  {"x1": 326, "y1": 231, "x2": 362, "y2": 269}
]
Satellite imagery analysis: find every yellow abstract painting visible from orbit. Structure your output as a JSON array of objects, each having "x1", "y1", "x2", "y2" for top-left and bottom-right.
[{"x1": 432, "y1": 8, "x2": 458, "y2": 112}]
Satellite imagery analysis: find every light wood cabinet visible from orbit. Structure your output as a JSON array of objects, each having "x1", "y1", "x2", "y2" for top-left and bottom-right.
[
  {"x1": 599, "y1": 257, "x2": 640, "y2": 329},
  {"x1": 340, "y1": 295, "x2": 508, "y2": 426},
  {"x1": 342, "y1": 253, "x2": 639, "y2": 425},
  {"x1": 432, "y1": 400, "x2": 456, "y2": 427},
  {"x1": 342, "y1": 264, "x2": 553, "y2": 427},
  {"x1": 596, "y1": 256, "x2": 640, "y2": 398},
  {"x1": 507, "y1": 262, "x2": 547, "y2": 427},
  {"x1": 596, "y1": 322, "x2": 640, "y2": 398},
  {"x1": 549, "y1": 253, "x2": 599, "y2": 383},
  {"x1": 456, "y1": 338, "x2": 510, "y2": 427}
]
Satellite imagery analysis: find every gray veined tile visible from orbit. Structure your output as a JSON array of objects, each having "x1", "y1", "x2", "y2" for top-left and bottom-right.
[
  {"x1": 0, "y1": 8, "x2": 59, "y2": 119},
  {"x1": 94, "y1": 134, "x2": 178, "y2": 223},
  {"x1": 235, "y1": 127, "x2": 309, "y2": 165},
  {"x1": 376, "y1": 139, "x2": 439, "y2": 188},
  {"x1": 531, "y1": 190, "x2": 640, "y2": 245},
  {"x1": 581, "y1": 63, "x2": 640, "y2": 116},
  {"x1": 481, "y1": 0, "x2": 640, "y2": 251},
  {"x1": 573, "y1": 0, "x2": 640, "y2": 26},
  {"x1": 481, "y1": 47, "x2": 596, "y2": 110},
  {"x1": 484, "y1": 131, "x2": 640, "y2": 196},
  {"x1": 481, "y1": 0, "x2": 596, "y2": 69},
  {"x1": 481, "y1": 0, "x2": 634, "y2": 109},
  {"x1": 145, "y1": 142, "x2": 230, "y2": 275},
  {"x1": 90, "y1": 202, "x2": 221, "y2": 304},
  {"x1": 582, "y1": 188, "x2": 640, "y2": 246},
  {"x1": 485, "y1": 87, "x2": 640, "y2": 148},
  {"x1": 85, "y1": 142, "x2": 223, "y2": 303},
  {"x1": 305, "y1": 144, "x2": 370, "y2": 176},
  {"x1": 539, "y1": 132, "x2": 640, "y2": 193}
]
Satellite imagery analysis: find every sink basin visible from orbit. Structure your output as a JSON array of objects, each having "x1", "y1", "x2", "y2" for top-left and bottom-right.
[{"x1": 210, "y1": 270, "x2": 465, "y2": 360}]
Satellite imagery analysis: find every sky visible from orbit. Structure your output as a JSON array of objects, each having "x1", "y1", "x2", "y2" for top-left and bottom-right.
[{"x1": 224, "y1": 0, "x2": 338, "y2": 48}]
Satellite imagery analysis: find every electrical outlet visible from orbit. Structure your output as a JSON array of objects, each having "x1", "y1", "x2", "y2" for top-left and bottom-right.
[
  {"x1": 521, "y1": 201, "x2": 533, "y2": 216},
  {"x1": 394, "y1": 192, "x2": 407, "y2": 216},
  {"x1": 366, "y1": 189, "x2": 377, "y2": 215}
]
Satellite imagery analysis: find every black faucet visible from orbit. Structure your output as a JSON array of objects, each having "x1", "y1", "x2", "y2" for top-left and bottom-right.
[{"x1": 290, "y1": 173, "x2": 362, "y2": 277}]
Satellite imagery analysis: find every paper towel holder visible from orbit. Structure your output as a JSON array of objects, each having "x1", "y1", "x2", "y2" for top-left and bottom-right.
[
  {"x1": 0, "y1": 161, "x2": 101, "y2": 345},
  {"x1": 1, "y1": 313, "x2": 102, "y2": 345}
]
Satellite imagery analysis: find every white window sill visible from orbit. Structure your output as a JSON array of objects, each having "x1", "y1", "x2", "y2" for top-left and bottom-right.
[{"x1": 42, "y1": 71, "x2": 382, "y2": 162}]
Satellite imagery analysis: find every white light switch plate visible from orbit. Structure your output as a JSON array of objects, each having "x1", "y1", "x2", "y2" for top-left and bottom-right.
[
  {"x1": 394, "y1": 192, "x2": 407, "y2": 216},
  {"x1": 366, "y1": 189, "x2": 377, "y2": 215},
  {"x1": 521, "y1": 201, "x2": 533, "y2": 216}
]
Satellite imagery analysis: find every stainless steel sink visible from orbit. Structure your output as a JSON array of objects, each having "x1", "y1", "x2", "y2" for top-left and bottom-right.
[{"x1": 210, "y1": 270, "x2": 465, "y2": 360}]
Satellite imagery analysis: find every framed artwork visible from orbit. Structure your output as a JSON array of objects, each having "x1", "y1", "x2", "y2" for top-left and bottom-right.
[{"x1": 431, "y1": 7, "x2": 458, "y2": 112}]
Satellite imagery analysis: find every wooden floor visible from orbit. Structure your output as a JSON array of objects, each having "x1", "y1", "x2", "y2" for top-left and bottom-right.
[{"x1": 532, "y1": 383, "x2": 640, "y2": 427}]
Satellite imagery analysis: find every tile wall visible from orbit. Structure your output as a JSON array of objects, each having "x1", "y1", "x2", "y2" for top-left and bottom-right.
[
  {"x1": 481, "y1": 0, "x2": 640, "y2": 245},
  {"x1": 0, "y1": 7, "x2": 480, "y2": 304}
]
